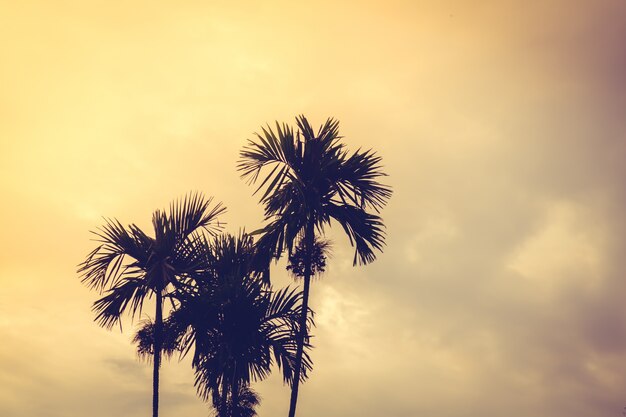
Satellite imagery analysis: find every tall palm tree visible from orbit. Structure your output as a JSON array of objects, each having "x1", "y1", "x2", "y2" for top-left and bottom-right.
[
  {"x1": 78, "y1": 193, "x2": 226, "y2": 417},
  {"x1": 238, "y1": 116, "x2": 392, "y2": 417},
  {"x1": 133, "y1": 232, "x2": 312, "y2": 417}
]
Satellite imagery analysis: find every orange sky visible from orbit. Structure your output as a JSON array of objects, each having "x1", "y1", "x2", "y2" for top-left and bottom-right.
[{"x1": 1, "y1": 1, "x2": 626, "y2": 416}]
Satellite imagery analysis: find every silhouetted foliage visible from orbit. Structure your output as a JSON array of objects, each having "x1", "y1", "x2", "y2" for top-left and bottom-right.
[
  {"x1": 238, "y1": 115, "x2": 391, "y2": 417},
  {"x1": 211, "y1": 383, "x2": 260, "y2": 417},
  {"x1": 132, "y1": 317, "x2": 183, "y2": 361},
  {"x1": 133, "y1": 232, "x2": 311, "y2": 417},
  {"x1": 78, "y1": 192, "x2": 225, "y2": 417},
  {"x1": 286, "y1": 238, "x2": 331, "y2": 278}
]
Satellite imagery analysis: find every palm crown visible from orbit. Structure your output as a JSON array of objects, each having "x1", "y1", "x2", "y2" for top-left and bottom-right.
[
  {"x1": 238, "y1": 115, "x2": 391, "y2": 265},
  {"x1": 79, "y1": 193, "x2": 225, "y2": 316}
]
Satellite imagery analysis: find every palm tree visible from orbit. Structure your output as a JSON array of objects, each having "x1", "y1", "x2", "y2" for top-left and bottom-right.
[
  {"x1": 78, "y1": 193, "x2": 226, "y2": 417},
  {"x1": 238, "y1": 116, "x2": 392, "y2": 417},
  {"x1": 133, "y1": 232, "x2": 312, "y2": 417}
]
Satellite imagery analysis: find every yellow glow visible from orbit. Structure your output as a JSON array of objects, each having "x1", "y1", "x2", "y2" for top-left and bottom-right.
[{"x1": 1, "y1": 1, "x2": 625, "y2": 416}]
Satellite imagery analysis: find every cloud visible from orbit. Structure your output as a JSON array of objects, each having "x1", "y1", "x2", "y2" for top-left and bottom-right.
[{"x1": 1, "y1": 1, "x2": 625, "y2": 416}]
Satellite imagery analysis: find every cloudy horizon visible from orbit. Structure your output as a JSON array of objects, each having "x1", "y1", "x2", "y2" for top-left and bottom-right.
[{"x1": 2, "y1": 1, "x2": 626, "y2": 416}]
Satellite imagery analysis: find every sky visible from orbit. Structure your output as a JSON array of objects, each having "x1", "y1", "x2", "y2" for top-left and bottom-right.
[{"x1": 1, "y1": 0, "x2": 626, "y2": 416}]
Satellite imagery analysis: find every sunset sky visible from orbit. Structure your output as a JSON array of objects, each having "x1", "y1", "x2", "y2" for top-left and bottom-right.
[{"x1": 2, "y1": 1, "x2": 626, "y2": 416}]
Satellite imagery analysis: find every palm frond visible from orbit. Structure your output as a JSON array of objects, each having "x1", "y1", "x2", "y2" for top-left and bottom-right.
[
  {"x1": 92, "y1": 278, "x2": 149, "y2": 329},
  {"x1": 238, "y1": 123, "x2": 300, "y2": 200},
  {"x1": 152, "y1": 192, "x2": 226, "y2": 256},
  {"x1": 334, "y1": 148, "x2": 392, "y2": 211},
  {"x1": 265, "y1": 286, "x2": 301, "y2": 321},
  {"x1": 263, "y1": 180, "x2": 305, "y2": 218},
  {"x1": 169, "y1": 231, "x2": 212, "y2": 281},
  {"x1": 261, "y1": 285, "x2": 314, "y2": 385},
  {"x1": 326, "y1": 203, "x2": 386, "y2": 265},
  {"x1": 269, "y1": 331, "x2": 313, "y2": 385},
  {"x1": 253, "y1": 219, "x2": 289, "y2": 260},
  {"x1": 169, "y1": 192, "x2": 226, "y2": 239},
  {"x1": 78, "y1": 218, "x2": 152, "y2": 292}
]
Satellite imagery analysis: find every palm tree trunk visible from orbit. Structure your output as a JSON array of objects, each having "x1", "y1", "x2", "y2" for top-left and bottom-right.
[
  {"x1": 287, "y1": 220, "x2": 314, "y2": 417},
  {"x1": 231, "y1": 365, "x2": 239, "y2": 417},
  {"x1": 153, "y1": 289, "x2": 163, "y2": 417},
  {"x1": 220, "y1": 379, "x2": 228, "y2": 417}
]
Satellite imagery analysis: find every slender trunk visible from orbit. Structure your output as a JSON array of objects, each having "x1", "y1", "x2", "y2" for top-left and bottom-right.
[
  {"x1": 231, "y1": 365, "x2": 239, "y2": 417},
  {"x1": 287, "y1": 220, "x2": 314, "y2": 417},
  {"x1": 220, "y1": 379, "x2": 228, "y2": 417},
  {"x1": 153, "y1": 289, "x2": 163, "y2": 417}
]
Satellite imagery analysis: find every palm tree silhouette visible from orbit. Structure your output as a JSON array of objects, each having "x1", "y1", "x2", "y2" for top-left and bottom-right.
[
  {"x1": 238, "y1": 116, "x2": 392, "y2": 417},
  {"x1": 78, "y1": 193, "x2": 226, "y2": 417},
  {"x1": 133, "y1": 232, "x2": 311, "y2": 417}
]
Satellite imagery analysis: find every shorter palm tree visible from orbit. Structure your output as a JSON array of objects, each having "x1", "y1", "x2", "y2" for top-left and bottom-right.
[
  {"x1": 133, "y1": 232, "x2": 312, "y2": 417},
  {"x1": 78, "y1": 192, "x2": 225, "y2": 417}
]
